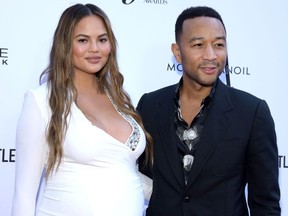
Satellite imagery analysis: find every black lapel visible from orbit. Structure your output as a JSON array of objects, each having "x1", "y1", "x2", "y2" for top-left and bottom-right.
[{"x1": 155, "y1": 88, "x2": 185, "y2": 189}]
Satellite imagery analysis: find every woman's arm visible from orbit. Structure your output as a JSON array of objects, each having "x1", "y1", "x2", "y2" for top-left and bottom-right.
[{"x1": 12, "y1": 90, "x2": 48, "y2": 216}]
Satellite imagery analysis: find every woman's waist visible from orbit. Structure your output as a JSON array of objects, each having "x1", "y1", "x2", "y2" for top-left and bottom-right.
[{"x1": 47, "y1": 162, "x2": 140, "y2": 186}]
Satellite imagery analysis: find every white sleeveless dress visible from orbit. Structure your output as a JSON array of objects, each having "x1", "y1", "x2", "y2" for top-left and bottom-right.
[{"x1": 12, "y1": 83, "x2": 147, "y2": 216}]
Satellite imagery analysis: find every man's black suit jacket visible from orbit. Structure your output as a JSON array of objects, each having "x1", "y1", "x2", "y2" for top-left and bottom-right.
[{"x1": 137, "y1": 79, "x2": 280, "y2": 216}]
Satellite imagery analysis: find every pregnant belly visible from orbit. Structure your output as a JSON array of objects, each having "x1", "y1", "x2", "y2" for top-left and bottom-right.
[{"x1": 36, "y1": 166, "x2": 145, "y2": 216}]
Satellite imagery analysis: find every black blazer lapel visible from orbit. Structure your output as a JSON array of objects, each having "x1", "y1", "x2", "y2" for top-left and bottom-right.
[{"x1": 155, "y1": 91, "x2": 185, "y2": 190}]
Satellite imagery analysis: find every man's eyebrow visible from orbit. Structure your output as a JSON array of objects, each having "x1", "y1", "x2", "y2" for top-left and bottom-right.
[
  {"x1": 189, "y1": 36, "x2": 204, "y2": 43},
  {"x1": 189, "y1": 36, "x2": 226, "y2": 43}
]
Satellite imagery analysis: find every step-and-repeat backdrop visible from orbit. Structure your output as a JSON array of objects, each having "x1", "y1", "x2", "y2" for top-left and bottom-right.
[{"x1": 1, "y1": 0, "x2": 287, "y2": 215}]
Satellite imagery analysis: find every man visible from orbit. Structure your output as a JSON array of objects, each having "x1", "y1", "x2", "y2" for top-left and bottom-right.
[{"x1": 137, "y1": 6, "x2": 281, "y2": 216}]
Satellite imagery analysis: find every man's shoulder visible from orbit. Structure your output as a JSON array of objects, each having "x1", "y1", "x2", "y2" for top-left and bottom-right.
[
  {"x1": 137, "y1": 83, "x2": 177, "y2": 111},
  {"x1": 219, "y1": 81, "x2": 262, "y2": 102},
  {"x1": 144, "y1": 83, "x2": 177, "y2": 98}
]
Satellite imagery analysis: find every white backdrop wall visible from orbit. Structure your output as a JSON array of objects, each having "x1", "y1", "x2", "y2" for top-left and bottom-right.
[{"x1": 0, "y1": 0, "x2": 287, "y2": 215}]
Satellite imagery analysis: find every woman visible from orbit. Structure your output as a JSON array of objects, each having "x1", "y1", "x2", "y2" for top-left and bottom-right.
[{"x1": 12, "y1": 3, "x2": 152, "y2": 216}]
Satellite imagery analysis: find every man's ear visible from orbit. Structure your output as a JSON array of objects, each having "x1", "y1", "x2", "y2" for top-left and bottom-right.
[{"x1": 171, "y1": 43, "x2": 181, "y2": 63}]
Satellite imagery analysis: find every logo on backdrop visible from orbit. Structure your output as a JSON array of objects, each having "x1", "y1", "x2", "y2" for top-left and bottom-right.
[
  {"x1": 278, "y1": 155, "x2": 288, "y2": 168},
  {"x1": 122, "y1": 0, "x2": 168, "y2": 5},
  {"x1": 167, "y1": 63, "x2": 250, "y2": 76},
  {"x1": 0, "y1": 47, "x2": 8, "y2": 66},
  {"x1": 0, "y1": 148, "x2": 15, "y2": 163},
  {"x1": 167, "y1": 63, "x2": 182, "y2": 73},
  {"x1": 227, "y1": 66, "x2": 250, "y2": 76}
]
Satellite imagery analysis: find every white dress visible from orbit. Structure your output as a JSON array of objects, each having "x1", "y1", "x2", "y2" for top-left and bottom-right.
[{"x1": 12, "y1": 83, "x2": 147, "y2": 216}]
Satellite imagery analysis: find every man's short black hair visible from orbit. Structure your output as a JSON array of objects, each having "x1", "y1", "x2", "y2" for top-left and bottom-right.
[{"x1": 175, "y1": 6, "x2": 226, "y2": 42}]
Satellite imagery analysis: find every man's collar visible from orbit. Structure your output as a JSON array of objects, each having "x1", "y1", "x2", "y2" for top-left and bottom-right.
[{"x1": 174, "y1": 77, "x2": 218, "y2": 107}]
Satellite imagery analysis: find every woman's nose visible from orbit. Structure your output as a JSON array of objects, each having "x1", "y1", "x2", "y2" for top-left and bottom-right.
[{"x1": 89, "y1": 41, "x2": 100, "y2": 52}]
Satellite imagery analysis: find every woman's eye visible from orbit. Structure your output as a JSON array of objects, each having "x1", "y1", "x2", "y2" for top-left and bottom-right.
[
  {"x1": 78, "y1": 38, "x2": 87, "y2": 43},
  {"x1": 98, "y1": 38, "x2": 108, "y2": 43}
]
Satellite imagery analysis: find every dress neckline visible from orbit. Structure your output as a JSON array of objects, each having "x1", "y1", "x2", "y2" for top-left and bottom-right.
[{"x1": 73, "y1": 88, "x2": 141, "y2": 151}]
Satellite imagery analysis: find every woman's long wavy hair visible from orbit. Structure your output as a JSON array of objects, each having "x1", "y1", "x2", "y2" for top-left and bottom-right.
[{"x1": 40, "y1": 3, "x2": 153, "y2": 178}]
